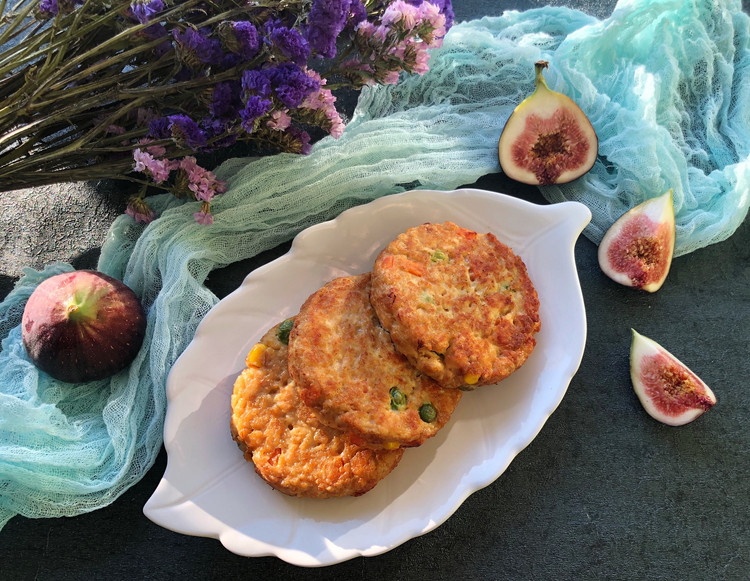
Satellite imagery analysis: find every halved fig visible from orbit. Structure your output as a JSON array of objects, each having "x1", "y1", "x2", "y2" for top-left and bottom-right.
[
  {"x1": 630, "y1": 329, "x2": 716, "y2": 427},
  {"x1": 598, "y1": 189, "x2": 675, "y2": 292},
  {"x1": 498, "y1": 60, "x2": 598, "y2": 185}
]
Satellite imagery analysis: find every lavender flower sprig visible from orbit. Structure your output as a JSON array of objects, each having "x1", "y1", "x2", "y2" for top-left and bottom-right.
[{"x1": 0, "y1": 0, "x2": 453, "y2": 223}]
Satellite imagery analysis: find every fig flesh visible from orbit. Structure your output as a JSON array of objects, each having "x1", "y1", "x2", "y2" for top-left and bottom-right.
[
  {"x1": 598, "y1": 189, "x2": 675, "y2": 292},
  {"x1": 630, "y1": 329, "x2": 716, "y2": 426},
  {"x1": 22, "y1": 270, "x2": 147, "y2": 383},
  {"x1": 498, "y1": 60, "x2": 598, "y2": 185}
]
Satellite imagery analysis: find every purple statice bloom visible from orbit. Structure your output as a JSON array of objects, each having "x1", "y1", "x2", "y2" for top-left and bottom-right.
[
  {"x1": 38, "y1": 0, "x2": 83, "y2": 16},
  {"x1": 306, "y1": 0, "x2": 352, "y2": 59},
  {"x1": 38, "y1": 0, "x2": 58, "y2": 16},
  {"x1": 148, "y1": 117, "x2": 170, "y2": 139},
  {"x1": 286, "y1": 126, "x2": 312, "y2": 155},
  {"x1": 129, "y1": 0, "x2": 164, "y2": 25},
  {"x1": 241, "y1": 69, "x2": 272, "y2": 97},
  {"x1": 405, "y1": 0, "x2": 454, "y2": 29},
  {"x1": 229, "y1": 21, "x2": 261, "y2": 60},
  {"x1": 347, "y1": 0, "x2": 367, "y2": 27},
  {"x1": 267, "y1": 63, "x2": 320, "y2": 109},
  {"x1": 202, "y1": 118, "x2": 238, "y2": 149},
  {"x1": 137, "y1": 22, "x2": 172, "y2": 56},
  {"x1": 167, "y1": 114, "x2": 208, "y2": 150},
  {"x1": 173, "y1": 27, "x2": 224, "y2": 67},
  {"x1": 240, "y1": 96, "x2": 273, "y2": 132},
  {"x1": 210, "y1": 81, "x2": 242, "y2": 119},
  {"x1": 264, "y1": 21, "x2": 310, "y2": 66}
]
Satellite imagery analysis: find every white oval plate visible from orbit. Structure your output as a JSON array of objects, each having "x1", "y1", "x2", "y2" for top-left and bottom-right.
[{"x1": 143, "y1": 188, "x2": 591, "y2": 567}]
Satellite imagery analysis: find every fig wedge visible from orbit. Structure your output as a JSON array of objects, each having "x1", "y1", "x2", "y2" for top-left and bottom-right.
[
  {"x1": 598, "y1": 189, "x2": 675, "y2": 292},
  {"x1": 498, "y1": 60, "x2": 598, "y2": 185},
  {"x1": 630, "y1": 329, "x2": 716, "y2": 426}
]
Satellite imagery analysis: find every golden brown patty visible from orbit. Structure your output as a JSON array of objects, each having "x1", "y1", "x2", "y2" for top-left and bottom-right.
[
  {"x1": 288, "y1": 273, "x2": 462, "y2": 448},
  {"x1": 230, "y1": 320, "x2": 404, "y2": 498},
  {"x1": 370, "y1": 221, "x2": 540, "y2": 389}
]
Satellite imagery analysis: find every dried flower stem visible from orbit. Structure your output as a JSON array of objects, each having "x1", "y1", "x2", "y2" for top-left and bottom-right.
[{"x1": 0, "y1": 0, "x2": 451, "y2": 192}]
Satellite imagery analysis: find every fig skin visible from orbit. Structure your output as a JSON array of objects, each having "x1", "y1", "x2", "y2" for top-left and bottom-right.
[
  {"x1": 598, "y1": 189, "x2": 675, "y2": 292},
  {"x1": 21, "y1": 270, "x2": 147, "y2": 383},
  {"x1": 630, "y1": 329, "x2": 716, "y2": 427},
  {"x1": 498, "y1": 60, "x2": 598, "y2": 185}
]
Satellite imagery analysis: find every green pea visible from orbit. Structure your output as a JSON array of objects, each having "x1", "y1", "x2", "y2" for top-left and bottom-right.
[
  {"x1": 419, "y1": 403, "x2": 437, "y2": 423},
  {"x1": 430, "y1": 249, "x2": 448, "y2": 262},
  {"x1": 421, "y1": 292, "x2": 434, "y2": 303},
  {"x1": 277, "y1": 318, "x2": 294, "y2": 345},
  {"x1": 389, "y1": 386, "x2": 407, "y2": 411}
]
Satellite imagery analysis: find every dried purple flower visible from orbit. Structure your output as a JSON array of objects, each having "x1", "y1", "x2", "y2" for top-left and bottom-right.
[
  {"x1": 202, "y1": 117, "x2": 238, "y2": 149},
  {"x1": 38, "y1": 0, "x2": 58, "y2": 16},
  {"x1": 307, "y1": 0, "x2": 352, "y2": 59},
  {"x1": 265, "y1": 22, "x2": 310, "y2": 66},
  {"x1": 241, "y1": 69, "x2": 272, "y2": 97},
  {"x1": 347, "y1": 0, "x2": 367, "y2": 27},
  {"x1": 172, "y1": 27, "x2": 224, "y2": 68},
  {"x1": 286, "y1": 126, "x2": 312, "y2": 154},
  {"x1": 129, "y1": 0, "x2": 164, "y2": 25},
  {"x1": 38, "y1": 0, "x2": 83, "y2": 17},
  {"x1": 221, "y1": 21, "x2": 261, "y2": 60},
  {"x1": 148, "y1": 117, "x2": 170, "y2": 140},
  {"x1": 267, "y1": 63, "x2": 320, "y2": 109},
  {"x1": 166, "y1": 114, "x2": 208, "y2": 150},
  {"x1": 210, "y1": 81, "x2": 242, "y2": 119},
  {"x1": 240, "y1": 96, "x2": 273, "y2": 132}
]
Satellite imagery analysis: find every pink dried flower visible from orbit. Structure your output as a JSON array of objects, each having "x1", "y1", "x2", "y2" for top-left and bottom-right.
[
  {"x1": 419, "y1": 2, "x2": 444, "y2": 28},
  {"x1": 137, "y1": 138, "x2": 167, "y2": 158},
  {"x1": 267, "y1": 109, "x2": 292, "y2": 131},
  {"x1": 193, "y1": 202, "x2": 214, "y2": 225},
  {"x1": 133, "y1": 148, "x2": 172, "y2": 183},
  {"x1": 179, "y1": 156, "x2": 227, "y2": 203},
  {"x1": 301, "y1": 70, "x2": 345, "y2": 138},
  {"x1": 410, "y1": 40, "x2": 431, "y2": 74},
  {"x1": 355, "y1": 20, "x2": 387, "y2": 43},
  {"x1": 382, "y1": 1, "x2": 420, "y2": 30},
  {"x1": 383, "y1": 70, "x2": 401, "y2": 84},
  {"x1": 126, "y1": 196, "x2": 156, "y2": 223},
  {"x1": 418, "y1": 2, "x2": 446, "y2": 48}
]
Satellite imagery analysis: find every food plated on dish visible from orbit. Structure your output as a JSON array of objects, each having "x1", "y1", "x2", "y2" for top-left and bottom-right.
[{"x1": 144, "y1": 188, "x2": 591, "y2": 566}]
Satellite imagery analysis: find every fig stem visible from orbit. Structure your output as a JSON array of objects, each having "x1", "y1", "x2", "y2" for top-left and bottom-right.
[
  {"x1": 534, "y1": 60, "x2": 550, "y2": 91},
  {"x1": 66, "y1": 289, "x2": 102, "y2": 322}
]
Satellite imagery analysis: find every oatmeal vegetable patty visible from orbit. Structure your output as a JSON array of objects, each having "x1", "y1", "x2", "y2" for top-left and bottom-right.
[
  {"x1": 231, "y1": 321, "x2": 403, "y2": 498},
  {"x1": 370, "y1": 221, "x2": 540, "y2": 389},
  {"x1": 288, "y1": 273, "x2": 462, "y2": 448}
]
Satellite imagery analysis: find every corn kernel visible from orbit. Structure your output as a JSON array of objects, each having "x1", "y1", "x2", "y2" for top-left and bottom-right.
[
  {"x1": 464, "y1": 373, "x2": 480, "y2": 385},
  {"x1": 383, "y1": 441, "x2": 400, "y2": 450},
  {"x1": 246, "y1": 343, "x2": 267, "y2": 367}
]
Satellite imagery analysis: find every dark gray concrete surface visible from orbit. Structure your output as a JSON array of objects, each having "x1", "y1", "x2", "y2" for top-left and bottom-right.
[{"x1": 2, "y1": 2, "x2": 750, "y2": 580}]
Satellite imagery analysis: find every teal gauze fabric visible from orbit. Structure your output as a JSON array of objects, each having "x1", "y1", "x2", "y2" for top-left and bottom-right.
[{"x1": 1, "y1": 0, "x2": 748, "y2": 530}]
